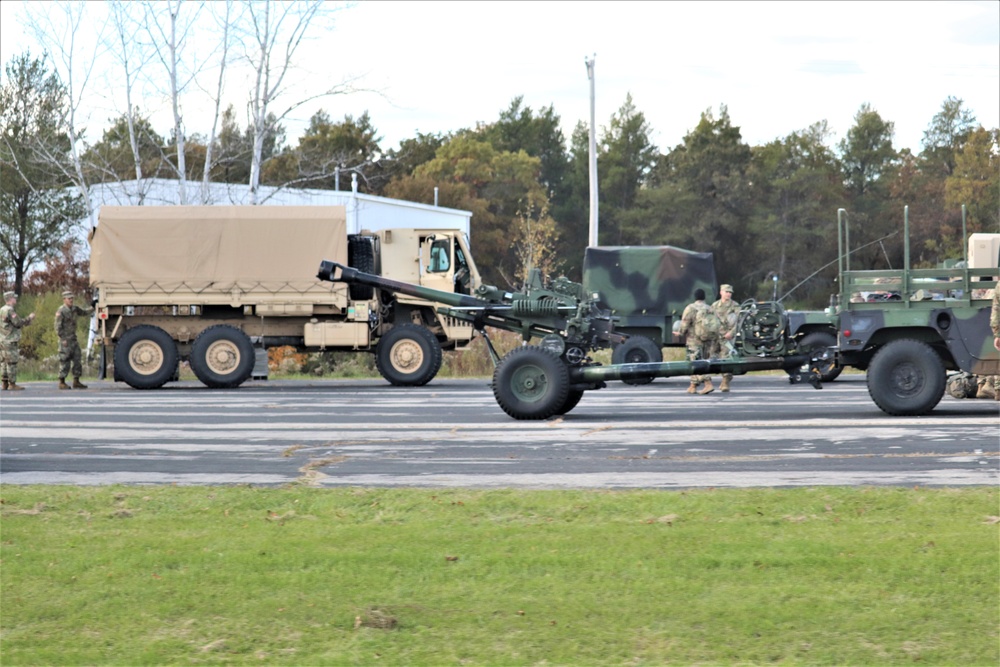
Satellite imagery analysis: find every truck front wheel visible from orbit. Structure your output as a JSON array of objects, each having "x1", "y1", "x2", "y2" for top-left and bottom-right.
[
  {"x1": 190, "y1": 325, "x2": 255, "y2": 388},
  {"x1": 866, "y1": 339, "x2": 945, "y2": 416},
  {"x1": 114, "y1": 325, "x2": 179, "y2": 389},
  {"x1": 375, "y1": 324, "x2": 443, "y2": 386},
  {"x1": 492, "y1": 346, "x2": 570, "y2": 420}
]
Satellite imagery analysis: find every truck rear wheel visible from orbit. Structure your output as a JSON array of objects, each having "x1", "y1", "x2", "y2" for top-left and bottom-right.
[
  {"x1": 611, "y1": 335, "x2": 662, "y2": 385},
  {"x1": 114, "y1": 325, "x2": 178, "y2": 389},
  {"x1": 787, "y1": 331, "x2": 842, "y2": 382},
  {"x1": 492, "y1": 346, "x2": 570, "y2": 420},
  {"x1": 866, "y1": 339, "x2": 945, "y2": 416},
  {"x1": 375, "y1": 323, "x2": 442, "y2": 386},
  {"x1": 190, "y1": 325, "x2": 255, "y2": 388},
  {"x1": 347, "y1": 236, "x2": 376, "y2": 301}
]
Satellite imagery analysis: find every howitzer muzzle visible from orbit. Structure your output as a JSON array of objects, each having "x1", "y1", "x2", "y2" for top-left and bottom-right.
[{"x1": 317, "y1": 260, "x2": 355, "y2": 283}]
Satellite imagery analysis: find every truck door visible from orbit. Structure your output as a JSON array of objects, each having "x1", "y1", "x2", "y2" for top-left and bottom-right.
[{"x1": 420, "y1": 235, "x2": 455, "y2": 294}]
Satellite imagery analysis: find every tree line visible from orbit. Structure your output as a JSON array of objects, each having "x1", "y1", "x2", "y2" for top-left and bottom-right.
[{"x1": 1, "y1": 1, "x2": 998, "y2": 307}]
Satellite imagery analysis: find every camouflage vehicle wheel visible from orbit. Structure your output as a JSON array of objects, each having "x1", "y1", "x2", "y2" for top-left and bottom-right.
[
  {"x1": 787, "y1": 331, "x2": 842, "y2": 383},
  {"x1": 611, "y1": 336, "x2": 662, "y2": 386},
  {"x1": 866, "y1": 339, "x2": 946, "y2": 416},
  {"x1": 492, "y1": 346, "x2": 570, "y2": 420}
]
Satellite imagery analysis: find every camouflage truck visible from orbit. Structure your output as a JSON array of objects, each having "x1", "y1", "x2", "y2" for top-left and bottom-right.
[
  {"x1": 581, "y1": 244, "x2": 843, "y2": 381},
  {"x1": 581, "y1": 245, "x2": 717, "y2": 370},
  {"x1": 830, "y1": 207, "x2": 999, "y2": 414},
  {"x1": 89, "y1": 205, "x2": 481, "y2": 389}
]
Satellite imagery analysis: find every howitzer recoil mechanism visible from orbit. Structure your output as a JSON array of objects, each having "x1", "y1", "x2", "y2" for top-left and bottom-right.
[{"x1": 318, "y1": 260, "x2": 827, "y2": 420}]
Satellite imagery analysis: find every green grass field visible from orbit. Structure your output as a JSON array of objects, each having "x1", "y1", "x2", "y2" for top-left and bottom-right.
[{"x1": 2, "y1": 485, "x2": 997, "y2": 666}]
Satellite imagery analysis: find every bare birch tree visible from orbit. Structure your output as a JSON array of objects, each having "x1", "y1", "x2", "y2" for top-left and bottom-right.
[
  {"x1": 238, "y1": 0, "x2": 358, "y2": 204},
  {"x1": 140, "y1": 0, "x2": 207, "y2": 204},
  {"x1": 22, "y1": 1, "x2": 108, "y2": 227},
  {"x1": 106, "y1": 0, "x2": 155, "y2": 195}
]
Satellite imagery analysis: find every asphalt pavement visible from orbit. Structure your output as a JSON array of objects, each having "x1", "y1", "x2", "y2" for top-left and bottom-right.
[{"x1": 1, "y1": 374, "x2": 997, "y2": 488}]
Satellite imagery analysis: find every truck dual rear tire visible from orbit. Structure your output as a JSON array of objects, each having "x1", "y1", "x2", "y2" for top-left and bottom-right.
[
  {"x1": 114, "y1": 325, "x2": 179, "y2": 390},
  {"x1": 866, "y1": 339, "x2": 945, "y2": 416},
  {"x1": 190, "y1": 325, "x2": 255, "y2": 388},
  {"x1": 375, "y1": 323, "x2": 443, "y2": 386}
]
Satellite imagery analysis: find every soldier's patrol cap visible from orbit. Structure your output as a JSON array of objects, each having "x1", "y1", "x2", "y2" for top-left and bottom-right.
[
  {"x1": 720, "y1": 284, "x2": 734, "y2": 293},
  {"x1": 3, "y1": 291, "x2": 16, "y2": 299},
  {"x1": 61, "y1": 290, "x2": 75, "y2": 298}
]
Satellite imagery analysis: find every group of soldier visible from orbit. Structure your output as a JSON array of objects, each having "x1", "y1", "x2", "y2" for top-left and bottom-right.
[
  {"x1": 0, "y1": 290, "x2": 93, "y2": 391},
  {"x1": 674, "y1": 283, "x2": 740, "y2": 395}
]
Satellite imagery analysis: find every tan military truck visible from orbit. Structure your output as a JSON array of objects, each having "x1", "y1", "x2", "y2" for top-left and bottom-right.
[{"x1": 89, "y1": 205, "x2": 481, "y2": 389}]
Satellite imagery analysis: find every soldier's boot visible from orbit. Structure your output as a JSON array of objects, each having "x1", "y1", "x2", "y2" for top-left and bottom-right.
[
  {"x1": 686, "y1": 382, "x2": 698, "y2": 394},
  {"x1": 72, "y1": 378, "x2": 88, "y2": 389},
  {"x1": 8, "y1": 383, "x2": 25, "y2": 391},
  {"x1": 720, "y1": 377, "x2": 731, "y2": 393},
  {"x1": 698, "y1": 380, "x2": 715, "y2": 395},
  {"x1": 58, "y1": 378, "x2": 71, "y2": 390},
  {"x1": 1, "y1": 378, "x2": 8, "y2": 390}
]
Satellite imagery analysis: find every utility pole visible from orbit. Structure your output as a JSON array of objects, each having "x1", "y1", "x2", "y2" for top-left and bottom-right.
[{"x1": 586, "y1": 54, "x2": 598, "y2": 247}]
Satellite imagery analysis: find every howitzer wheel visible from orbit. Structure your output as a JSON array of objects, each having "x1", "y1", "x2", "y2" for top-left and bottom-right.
[
  {"x1": 375, "y1": 323, "x2": 443, "y2": 386},
  {"x1": 555, "y1": 389, "x2": 584, "y2": 415},
  {"x1": 611, "y1": 335, "x2": 662, "y2": 385},
  {"x1": 493, "y1": 346, "x2": 570, "y2": 420},
  {"x1": 866, "y1": 339, "x2": 945, "y2": 416}
]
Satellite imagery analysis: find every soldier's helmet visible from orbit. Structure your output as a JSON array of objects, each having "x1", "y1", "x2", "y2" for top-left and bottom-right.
[{"x1": 61, "y1": 290, "x2": 74, "y2": 299}]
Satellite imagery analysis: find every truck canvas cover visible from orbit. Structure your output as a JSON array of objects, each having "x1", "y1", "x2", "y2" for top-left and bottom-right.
[
  {"x1": 90, "y1": 206, "x2": 348, "y2": 297},
  {"x1": 582, "y1": 245, "x2": 718, "y2": 315}
]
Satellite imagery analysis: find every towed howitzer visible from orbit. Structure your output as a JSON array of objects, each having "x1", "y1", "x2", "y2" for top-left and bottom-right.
[
  {"x1": 318, "y1": 260, "x2": 826, "y2": 420},
  {"x1": 318, "y1": 260, "x2": 626, "y2": 364}
]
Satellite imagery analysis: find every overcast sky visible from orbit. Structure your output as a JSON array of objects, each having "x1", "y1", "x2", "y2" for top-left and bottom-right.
[{"x1": 2, "y1": 0, "x2": 998, "y2": 155}]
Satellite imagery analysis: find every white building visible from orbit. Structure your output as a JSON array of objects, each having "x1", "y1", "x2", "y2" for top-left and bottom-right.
[{"x1": 86, "y1": 177, "x2": 472, "y2": 236}]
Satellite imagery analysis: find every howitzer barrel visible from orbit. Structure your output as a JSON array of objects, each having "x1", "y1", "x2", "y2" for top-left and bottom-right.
[
  {"x1": 568, "y1": 354, "x2": 812, "y2": 384},
  {"x1": 317, "y1": 260, "x2": 490, "y2": 309}
]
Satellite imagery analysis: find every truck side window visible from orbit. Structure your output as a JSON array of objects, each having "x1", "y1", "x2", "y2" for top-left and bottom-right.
[{"x1": 429, "y1": 239, "x2": 451, "y2": 273}]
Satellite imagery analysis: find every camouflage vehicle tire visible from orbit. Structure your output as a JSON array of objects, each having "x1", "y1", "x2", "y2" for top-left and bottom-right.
[
  {"x1": 786, "y1": 331, "x2": 842, "y2": 383},
  {"x1": 866, "y1": 339, "x2": 946, "y2": 416},
  {"x1": 611, "y1": 336, "x2": 662, "y2": 386}
]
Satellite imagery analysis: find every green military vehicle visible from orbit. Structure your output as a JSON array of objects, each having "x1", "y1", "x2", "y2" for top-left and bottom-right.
[
  {"x1": 581, "y1": 245, "x2": 716, "y2": 369},
  {"x1": 582, "y1": 244, "x2": 842, "y2": 382},
  {"x1": 829, "y1": 207, "x2": 998, "y2": 414}
]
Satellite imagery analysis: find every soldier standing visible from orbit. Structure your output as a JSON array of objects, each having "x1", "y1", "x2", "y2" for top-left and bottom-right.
[
  {"x1": 1, "y1": 291, "x2": 36, "y2": 391},
  {"x1": 675, "y1": 288, "x2": 720, "y2": 395},
  {"x1": 711, "y1": 284, "x2": 740, "y2": 393},
  {"x1": 55, "y1": 290, "x2": 93, "y2": 390}
]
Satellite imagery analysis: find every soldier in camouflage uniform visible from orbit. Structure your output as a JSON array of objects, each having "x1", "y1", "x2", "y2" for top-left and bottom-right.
[
  {"x1": 1, "y1": 291, "x2": 36, "y2": 390},
  {"x1": 711, "y1": 284, "x2": 740, "y2": 393},
  {"x1": 55, "y1": 290, "x2": 93, "y2": 390},
  {"x1": 675, "y1": 288, "x2": 719, "y2": 395}
]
